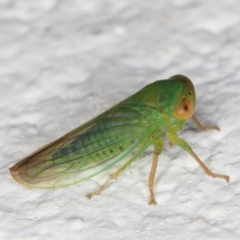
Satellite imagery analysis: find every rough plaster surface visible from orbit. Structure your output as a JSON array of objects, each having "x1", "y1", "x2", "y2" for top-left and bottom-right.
[{"x1": 1, "y1": 0, "x2": 240, "y2": 239}]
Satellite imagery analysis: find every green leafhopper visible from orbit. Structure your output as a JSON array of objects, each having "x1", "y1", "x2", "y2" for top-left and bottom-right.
[{"x1": 10, "y1": 75, "x2": 229, "y2": 205}]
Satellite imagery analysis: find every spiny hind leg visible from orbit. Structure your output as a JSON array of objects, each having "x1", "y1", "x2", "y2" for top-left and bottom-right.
[
  {"x1": 86, "y1": 144, "x2": 149, "y2": 199},
  {"x1": 86, "y1": 157, "x2": 142, "y2": 199},
  {"x1": 86, "y1": 177, "x2": 112, "y2": 199}
]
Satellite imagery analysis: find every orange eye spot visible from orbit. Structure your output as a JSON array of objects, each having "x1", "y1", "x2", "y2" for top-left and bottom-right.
[{"x1": 173, "y1": 98, "x2": 194, "y2": 120}]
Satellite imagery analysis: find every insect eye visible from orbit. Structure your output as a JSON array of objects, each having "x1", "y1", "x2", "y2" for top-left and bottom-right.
[{"x1": 173, "y1": 98, "x2": 194, "y2": 120}]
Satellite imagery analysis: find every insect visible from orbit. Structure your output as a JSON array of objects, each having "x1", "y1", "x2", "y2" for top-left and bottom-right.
[{"x1": 10, "y1": 75, "x2": 229, "y2": 205}]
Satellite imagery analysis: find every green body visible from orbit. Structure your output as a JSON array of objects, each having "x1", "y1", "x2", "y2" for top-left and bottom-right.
[{"x1": 10, "y1": 75, "x2": 196, "y2": 188}]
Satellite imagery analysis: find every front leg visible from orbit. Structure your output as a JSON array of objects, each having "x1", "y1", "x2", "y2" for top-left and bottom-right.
[{"x1": 191, "y1": 115, "x2": 220, "y2": 131}]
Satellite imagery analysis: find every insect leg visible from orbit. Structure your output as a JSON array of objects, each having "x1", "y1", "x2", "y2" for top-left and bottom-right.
[
  {"x1": 166, "y1": 133, "x2": 229, "y2": 182},
  {"x1": 86, "y1": 177, "x2": 112, "y2": 199},
  {"x1": 148, "y1": 138, "x2": 163, "y2": 205},
  {"x1": 191, "y1": 115, "x2": 220, "y2": 131},
  {"x1": 86, "y1": 138, "x2": 152, "y2": 200}
]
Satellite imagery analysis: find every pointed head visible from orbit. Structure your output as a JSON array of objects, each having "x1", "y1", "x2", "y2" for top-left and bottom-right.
[{"x1": 169, "y1": 75, "x2": 196, "y2": 120}]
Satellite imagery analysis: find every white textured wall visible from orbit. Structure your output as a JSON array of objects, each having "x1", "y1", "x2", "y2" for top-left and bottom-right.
[{"x1": 1, "y1": 1, "x2": 240, "y2": 239}]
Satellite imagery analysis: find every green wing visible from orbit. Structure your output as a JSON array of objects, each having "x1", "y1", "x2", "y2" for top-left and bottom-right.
[{"x1": 10, "y1": 103, "x2": 159, "y2": 189}]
